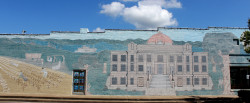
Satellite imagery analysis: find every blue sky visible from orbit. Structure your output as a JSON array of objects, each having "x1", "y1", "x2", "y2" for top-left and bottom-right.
[{"x1": 0, "y1": 0, "x2": 249, "y2": 33}]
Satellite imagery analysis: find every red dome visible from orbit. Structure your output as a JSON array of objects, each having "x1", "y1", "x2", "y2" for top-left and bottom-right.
[{"x1": 147, "y1": 32, "x2": 173, "y2": 44}]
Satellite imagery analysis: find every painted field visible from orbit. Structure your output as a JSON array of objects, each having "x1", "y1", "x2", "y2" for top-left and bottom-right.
[{"x1": 0, "y1": 56, "x2": 72, "y2": 95}]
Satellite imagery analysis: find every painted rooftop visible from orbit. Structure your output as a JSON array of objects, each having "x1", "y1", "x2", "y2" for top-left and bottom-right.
[{"x1": 0, "y1": 27, "x2": 248, "y2": 41}]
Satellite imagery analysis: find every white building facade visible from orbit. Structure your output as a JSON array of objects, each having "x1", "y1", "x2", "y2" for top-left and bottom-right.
[{"x1": 106, "y1": 32, "x2": 213, "y2": 93}]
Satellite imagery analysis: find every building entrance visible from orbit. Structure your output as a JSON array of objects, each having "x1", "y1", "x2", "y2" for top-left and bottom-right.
[
  {"x1": 230, "y1": 66, "x2": 250, "y2": 89},
  {"x1": 157, "y1": 64, "x2": 164, "y2": 74}
]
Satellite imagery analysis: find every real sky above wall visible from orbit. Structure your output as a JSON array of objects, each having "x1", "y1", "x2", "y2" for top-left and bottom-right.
[{"x1": 0, "y1": 0, "x2": 249, "y2": 34}]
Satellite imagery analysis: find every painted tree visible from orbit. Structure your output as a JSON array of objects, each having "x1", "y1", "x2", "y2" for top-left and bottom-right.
[{"x1": 240, "y1": 19, "x2": 250, "y2": 53}]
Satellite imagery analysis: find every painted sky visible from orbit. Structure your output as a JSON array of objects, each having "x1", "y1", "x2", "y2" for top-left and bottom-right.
[{"x1": 0, "y1": 0, "x2": 249, "y2": 33}]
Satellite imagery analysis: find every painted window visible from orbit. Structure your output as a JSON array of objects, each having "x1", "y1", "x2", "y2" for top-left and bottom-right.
[
  {"x1": 80, "y1": 79, "x2": 84, "y2": 83},
  {"x1": 202, "y1": 78, "x2": 207, "y2": 85},
  {"x1": 74, "y1": 79, "x2": 79, "y2": 83},
  {"x1": 138, "y1": 65, "x2": 144, "y2": 71},
  {"x1": 130, "y1": 78, "x2": 134, "y2": 85},
  {"x1": 120, "y1": 77, "x2": 126, "y2": 85},
  {"x1": 170, "y1": 56, "x2": 174, "y2": 62},
  {"x1": 157, "y1": 55, "x2": 163, "y2": 62},
  {"x1": 138, "y1": 55, "x2": 143, "y2": 62},
  {"x1": 112, "y1": 77, "x2": 117, "y2": 85},
  {"x1": 130, "y1": 63, "x2": 134, "y2": 71},
  {"x1": 202, "y1": 56, "x2": 206, "y2": 63},
  {"x1": 121, "y1": 64, "x2": 126, "y2": 71},
  {"x1": 194, "y1": 78, "x2": 199, "y2": 85},
  {"x1": 194, "y1": 56, "x2": 198, "y2": 62},
  {"x1": 202, "y1": 65, "x2": 207, "y2": 72},
  {"x1": 79, "y1": 86, "x2": 84, "y2": 90},
  {"x1": 177, "y1": 56, "x2": 182, "y2": 63},
  {"x1": 80, "y1": 72, "x2": 84, "y2": 77},
  {"x1": 187, "y1": 78, "x2": 190, "y2": 85},
  {"x1": 121, "y1": 55, "x2": 126, "y2": 62},
  {"x1": 74, "y1": 72, "x2": 79, "y2": 77},
  {"x1": 112, "y1": 64, "x2": 117, "y2": 71},
  {"x1": 74, "y1": 85, "x2": 78, "y2": 90},
  {"x1": 130, "y1": 55, "x2": 134, "y2": 62},
  {"x1": 186, "y1": 65, "x2": 190, "y2": 72},
  {"x1": 178, "y1": 65, "x2": 182, "y2": 72},
  {"x1": 186, "y1": 56, "x2": 189, "y2": 63},
  {"x1": 194, "y1": 65, "x2": 199, "y2": 72},
  {"x1": 112, "y1": 55, "x2": 117, "y2": 61},
  {"x1": 147, "y1": 55, "x2": 151, "y2": 62}
]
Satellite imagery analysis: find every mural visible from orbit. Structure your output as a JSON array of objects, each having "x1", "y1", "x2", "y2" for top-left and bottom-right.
[{"x1": 0, "y1": 27, "x2": 248, "y2": 95}]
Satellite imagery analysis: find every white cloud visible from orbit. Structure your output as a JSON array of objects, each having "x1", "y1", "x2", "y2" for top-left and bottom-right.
[
  {"x1": 93, "y1": 27, "x2": 105, "y2": 32},
  {"x1": 123, "y1": 5, "x2": 177, "y2": 29},
  {"x1": 100, "y1": 0, "x2": 181, "y2": 29},
  {"x1": 164, "y1": 0, "x2": 182, "y2": 8},
  {"x1": 100, "y1": 2, "x2": 125, "y2": 17},
  {"x1": 139, "y1": 0, "x2": 181, "y2": 9}
]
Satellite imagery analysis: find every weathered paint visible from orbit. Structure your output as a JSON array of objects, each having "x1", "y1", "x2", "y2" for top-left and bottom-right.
[{"x1": 0, "y1": 27, "x2": 248, "y2": 95}]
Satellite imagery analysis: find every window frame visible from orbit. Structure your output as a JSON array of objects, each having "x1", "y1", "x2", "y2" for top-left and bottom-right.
[
  {"x1": 194, "y1": 78, "x2": 199, "y2": 85},
  {"x1": 112, "y1": 55, "x2": 118, "y2": 62},
  {"x1": 194, "y1": 65, "x2": 199, "y2": 72},
  {"x1": 121, "y1": 55, "x2": 126, "y2": 62},
  {"x1": 121, "y1": 64, "x2": 126, "y2": 72},
  {"x1": 112, "y1": 64, "x2": 117, "y2": 71},
  {"x1": 138, "y1": 55, "x2": 144, "y2": 62},
  {"x1": 177, "y1": 65, "x2": 183, "y2": 72},
  {"x1": 130, "y1": 63, "x2": 134, "y2": 71},
  {"x1": 112, "y1": 77, "x2": 117, "y2": 85},
  {"x1": 130, "y1": 78, "x2": 134, "y2": 85},
  {"x1": 186, "y1": 65, "x2": 190, "y2": 72},
  {"x1": 194, "y1": 56, "x2": 199, "y2": 63},
  {"x1": 147, "y1": 54, "x2": 151, "y2": 62},
  {"x1": 170, "y1": 56, "x2": 174, "y2": 62},
  {"x1": 130, "y1": 55, "x2": 134, "y2": 62},
  {"x1": 177, "y1": 56, "x2": 182, "y2": 63},
  {"x1": 202, "y1": 65, "x2": 207, "y2": 72},
  {"x1": 187, "y1": 78, "x2": 190, "y2": 85},
  {"x1": 202, "y1": 56, "x2": 206, "y2": 63},
  {"x1": 157, "y1": 55, "x2": 164, "y2": 62},
  {"x1": 120, "y1": 77, "x2": 126, "y2": 85},
  {"x1": 202, "y1": 78, "x2": 207, "y2": 85},
  {"x1": 186, "y1": 56, "x2": 189, "y2": 63},
  {"x1": 138, "y1": 65, "x2": 144, "y2": 72}
]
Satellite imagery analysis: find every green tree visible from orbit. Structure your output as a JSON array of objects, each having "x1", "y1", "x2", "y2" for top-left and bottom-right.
[{"x1": 240, "y1": 19, "x2": 250, "y2": 53}]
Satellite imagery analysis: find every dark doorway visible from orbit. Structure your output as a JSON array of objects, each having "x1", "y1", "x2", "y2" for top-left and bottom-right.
[
  {"x1": 73, "y1": 69, "x2": 86, "y2": 95},
  {"x1": 230, "y1": 66, "x2": 250, "y2": 89}
]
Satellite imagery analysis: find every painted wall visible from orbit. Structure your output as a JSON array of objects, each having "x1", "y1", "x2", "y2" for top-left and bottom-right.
[{"x1": 0, "y1": 27, "x2": 248, "y2": 95}]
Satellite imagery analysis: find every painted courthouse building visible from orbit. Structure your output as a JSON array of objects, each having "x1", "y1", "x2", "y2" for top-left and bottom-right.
[{"x1": 107, "y1": 32, "x2": 212, "y2": 94}]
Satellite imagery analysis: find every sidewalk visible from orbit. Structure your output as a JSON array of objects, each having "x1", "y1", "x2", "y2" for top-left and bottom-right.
[{"x1": 0, "y1": 94, "x2": 239, "y2": 103}]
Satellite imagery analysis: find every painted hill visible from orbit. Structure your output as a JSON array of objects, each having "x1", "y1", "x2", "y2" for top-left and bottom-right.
[{"x1": 0, "y1": 56, "x2": 72, "y2": 95}]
